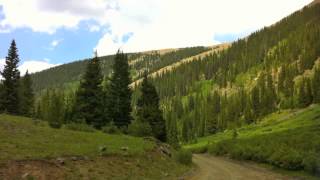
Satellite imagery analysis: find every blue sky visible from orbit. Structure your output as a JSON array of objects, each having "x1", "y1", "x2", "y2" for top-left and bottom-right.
[
  {"x1": 0, "y1": 22, "x2": 104, "y2": 64},
  {"x1": 0, "y1": 0, "x2": 313, "y2": 74}
]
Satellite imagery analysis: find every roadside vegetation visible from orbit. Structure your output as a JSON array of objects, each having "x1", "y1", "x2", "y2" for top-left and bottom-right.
[{"x1": 185, "y1": 105, "x2": 320, "y2": 176}]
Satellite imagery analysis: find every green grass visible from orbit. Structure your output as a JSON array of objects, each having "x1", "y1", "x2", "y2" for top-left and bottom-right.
[
  {"x1": 184, "y1": 104, "x2": 320, "y2": 177},
  {"x1": 0, "y1": 114, "x2": 192, "y2": 179},
  {"x1": 0, "y1": 114, "x2": 154, "y2": 162},
  {"x1": 185, "y1": 104, "x2": 320, "y2": 151}
]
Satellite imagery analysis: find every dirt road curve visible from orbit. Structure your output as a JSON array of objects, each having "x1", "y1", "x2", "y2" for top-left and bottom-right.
[{"x1": 188, "y1": 154, "x2": 294, "y2": 180}]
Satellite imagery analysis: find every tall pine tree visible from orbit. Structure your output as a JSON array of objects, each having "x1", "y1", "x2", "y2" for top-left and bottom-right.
[
  {"x1": 108, "y1": 50, "x2": 132, "y2": 129},
  {"x1": 136, "y1": 75, "x2": 166, "y2": 141},
  {"x1": 19, "y1": 70, "x2": 34, "y2": 117},
  {"x1": 0, "y1": 40, "x2": 20, "y2": 114},
  {"x1": 73, "y1": 52, "x2": 104, "y2": 128},
  {"x1": 312, "y1": 67, "x2": 320, "y2": 103}
]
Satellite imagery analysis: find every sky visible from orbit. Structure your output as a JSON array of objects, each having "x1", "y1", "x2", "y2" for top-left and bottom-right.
[{"x1": 0, "y1": 0, "x2": 313, "y2": 75}]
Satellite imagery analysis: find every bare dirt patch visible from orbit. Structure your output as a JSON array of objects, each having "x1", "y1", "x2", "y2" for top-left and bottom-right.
[{"x1": 0, "y1": 160, "x2": 65, "y2": 180}]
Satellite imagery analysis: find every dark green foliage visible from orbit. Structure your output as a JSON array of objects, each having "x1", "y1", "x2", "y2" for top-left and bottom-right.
[
  {"x1": 136, "y1": 75, "x2": 166, "y2": 141},
  {"x1": 312, "y1": 67, "x2": 320, "y2": 103},
  {"x1": 0, "y1": 83, "x2": 5, "y2": 112},
  {"x1": 102, "y1": 122, "x2": 121, "y2": 134},
  {"x1": 166, "y1": 113, "x2": 180, "y2": 149},
  {"x1": 47, "y1": 90, "x2": 64, "y2": 129},
  {"x1": 128, "y1": 120, "x2": 152, "y2": 137},
  {"x1": 108, "y1": 51, "x2": 132, "y2": 129},
  {"x1": 174, "y1": 149, "x2": 192, "y2": 165},
  {"x1": 207, "y1": 91, "x2": 220, "y2": 133},
  {"x1": 0, "y1": 40, "x2": 20, "y2": 114},
  {"x1": 232, "y1": 129, "x2": 238, "y2": 139},
  {"x1": 298, "y1": 78, "x2": 313, "y2": 108},
  {"x1": 72, "y1": 54, "x2": 105, "y2": 129},
  {"x1": 19, "y1": 71, "x2": 34, "y2": 117}
]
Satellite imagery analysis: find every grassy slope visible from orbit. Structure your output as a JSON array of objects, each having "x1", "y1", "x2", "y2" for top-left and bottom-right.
[
  {"x1": 0, "y1": 115, "x2": 190, "y2": 179},
  {"x1": 184, "y1": 104, "x2": 320, "y2": 177},
  {"x1": 185, "y1": 104, "x2": 320, "y2": 151}
]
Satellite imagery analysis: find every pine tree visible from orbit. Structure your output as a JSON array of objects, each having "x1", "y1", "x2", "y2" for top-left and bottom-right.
[
  {"x1": 19, "y1": 70, "x2": 34, "y2": 117},
  {"x1": 136, "y1": 75, "x2": 166, "y2": 141},
  {"x1": 0, "y1": 82, "x2": 4, "y2": 112},
  {"x1": 48, "y1": 90, "x2": 65, "y2": 128},
  {"x1": 305, "y1": 78, "x2": 313, "y2": 106},
  {"x1": 265, "y1": 72, "x2": 276, "y2": 112},
  {"x1": 167, "y1": 113, "x2": 179, "y2": 149},
  {"x1": 297, "y1": 78, "x2": 312, "y2": 108},
  {"x1": 0, "y1": 40, "x2": 20, "y2": 114},
  {"x1": 251, "y1": 86, "x2": 260, "y2": 118},
  {"x1": 73, "y1": 52, "x2": 104, "y2": 128},
  {"x1": 108, "y1": 50, "x2": 132, "y2": 129},
  {"x1": 312, "y1": 68, "x2": 320, "y2": 103}
]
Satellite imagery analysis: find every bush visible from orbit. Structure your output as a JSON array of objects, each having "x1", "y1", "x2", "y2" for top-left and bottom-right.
[
  {"x1": 49, "y1": 121, "x2": 62, "y2": 129},
  {"x1": 102, "y1": 122, "x2": 121, "y2": 134},
  {"x1": 174, "y1": 149, "x2": 192, "y2": 165},
  {"x1": 64, "y1": 123, "x2": 96, "y2": 132},
  {"x1": 128, "y1": 120, "x2": 152, "y2": 137}
]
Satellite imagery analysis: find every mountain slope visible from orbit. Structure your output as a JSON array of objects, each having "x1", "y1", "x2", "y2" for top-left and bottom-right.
[
  {"x1": 143, "y1": 2, "x2": 320, "y2": 143},
  {"x1": 30, "y1": 46, "x2": 209, "y2": 92}
]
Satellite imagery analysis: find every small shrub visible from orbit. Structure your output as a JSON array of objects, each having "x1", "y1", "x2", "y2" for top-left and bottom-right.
[
  {"x1": 174, "y1": 149, "x2": 192, "y2": 165},
  {"x1": 232, "y1": 129, "x2": 238, "y2": 139},
  {"x1": 49, "y1": 121, "x2": 62, "y2": 129},
  {"x1": 128, "y1": 120, "x2": 152, "y2": 137},
  {"x1": 65, "y1": 123, "x2": 96, "y2": 132},
  {"x1": 102, "y1": 122, "x2": 121, "y2": 134}
]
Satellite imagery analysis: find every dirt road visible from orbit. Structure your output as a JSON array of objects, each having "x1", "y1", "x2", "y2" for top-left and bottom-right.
[{"x1": 188, "y1": 154, "x2": 294, "y2": 180}]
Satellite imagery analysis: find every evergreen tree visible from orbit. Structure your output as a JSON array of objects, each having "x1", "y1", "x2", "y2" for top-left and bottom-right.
[
  {"x1": 0, "y1": 40, "x2": 20, "y2": 114},
  {"x1": 48, "y1": 90, "x2": 65, "y2": 128},
  {"x1": 167, "y1": 113, "x2": 179, "y2": 149},
  {"x1": 136, "y1": 75, "x2": 166, "y2": 141},
  {"x1": 73, "y1": 52, "x2": 104, "y2": 128},
  {"x1": 305, "y1": 78, "x2": 313, "y2": 106},
  {"x1": 0, "y1": 82, "x2": 4, "y2": 112},
  {"x1": 265, "y1": 72, "x2": 277, "y2": 112},
  {"x1": 312, "y1": 68, "x2": 320, "y2": 103},
  {"x1": 108, "y1": 50, "x2": 132, "y2": 129},
  {"x1": 297, "y1": 78, "x2": 312, "y2": 108},
  {"x1": 19, "y1": 70, "x2": 34, "y2": 116},
  {"x1": 207, "y1": 91, "x2": 220, "y2": 134},
  {"x1": 251, "y1": 86, "x2": 260, "y2": 118}
]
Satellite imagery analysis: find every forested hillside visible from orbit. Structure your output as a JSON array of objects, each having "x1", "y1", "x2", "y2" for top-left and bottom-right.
[
  {"x1": 31, "y1": 46, "x2": 208, "y2": 92},
  {"x1": 147, "y1": 3, "x2": 320, "y2": 143}
]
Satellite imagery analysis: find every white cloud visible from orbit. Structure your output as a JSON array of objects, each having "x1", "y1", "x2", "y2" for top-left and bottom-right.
[
  {"x1": 0, "y1": 58, "x2": 58, "y2": 78},
  {"x1": 0, "y1": 58, "x2": 5, "y2": 72},
  {"x1": 89, "y1": 25, "x2": 100, "y2": 32},
  {"x1": 51, "y1": 39, "x2": 63, "y2": 48},
  {"x1": 0, "y1": 0, "x2": 314, "y2": 55},
  {"x1": 18, "y1": 60, "x2": 60, "y2": 75}
]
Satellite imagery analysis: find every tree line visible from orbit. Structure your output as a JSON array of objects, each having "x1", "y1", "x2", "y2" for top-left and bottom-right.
[{"x1": 34, "y1": 50, "x2": 167, "y2": 142}]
